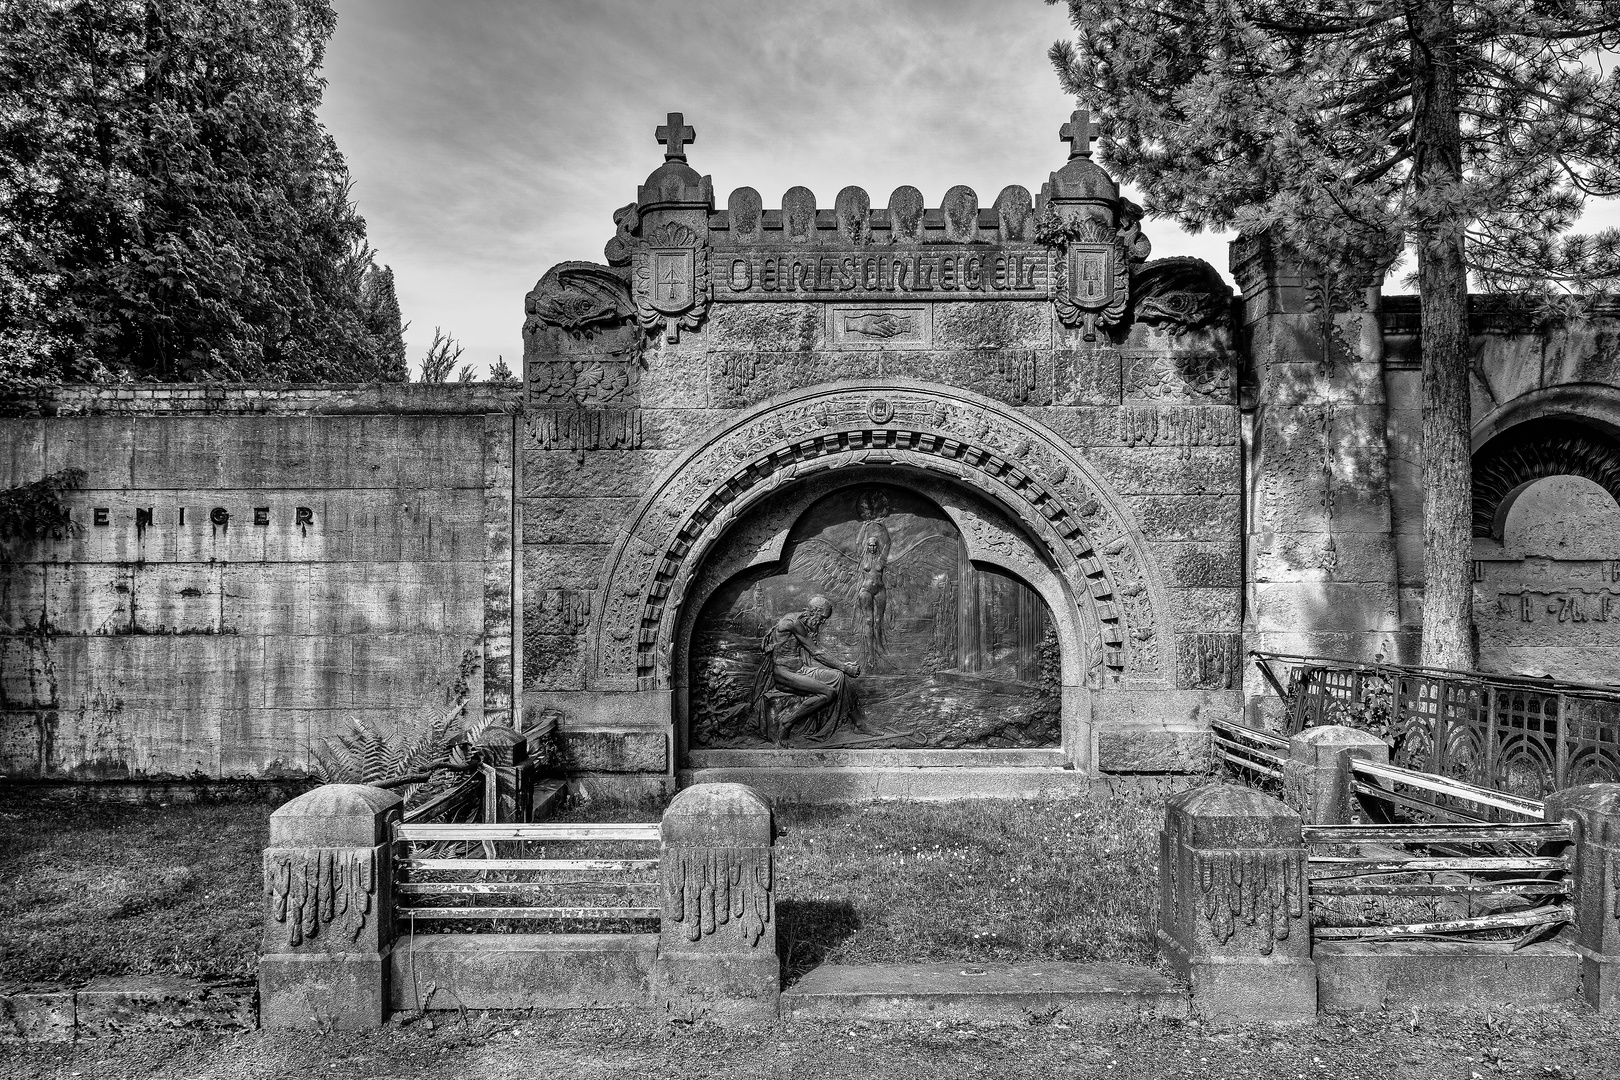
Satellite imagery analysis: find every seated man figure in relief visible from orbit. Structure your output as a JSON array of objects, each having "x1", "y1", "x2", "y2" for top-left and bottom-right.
[{"x1": 748, "y1": 595, "x2": 862, "y2": 745}]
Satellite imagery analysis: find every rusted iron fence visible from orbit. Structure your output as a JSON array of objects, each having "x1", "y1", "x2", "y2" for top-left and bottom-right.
[
  {"x1": 392, "y1": 821, "x2": 661, "y2": 927},
  {"x1": 1252, "y1": 650, "x2": 1620, "y2": 798}
]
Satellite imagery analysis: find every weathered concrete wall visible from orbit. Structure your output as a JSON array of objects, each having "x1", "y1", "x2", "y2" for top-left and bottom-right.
[{"x1": 0, "y1": 384, "x2": 519, "y2": 780}]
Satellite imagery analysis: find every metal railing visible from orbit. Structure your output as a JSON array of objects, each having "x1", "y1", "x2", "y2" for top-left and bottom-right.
[
  {"x1": 1253, "y1": 650, "x2": 1620, "y2": 799},
  {"x1": 392, "y1": 821, "x2": 661, "y2": 925}
]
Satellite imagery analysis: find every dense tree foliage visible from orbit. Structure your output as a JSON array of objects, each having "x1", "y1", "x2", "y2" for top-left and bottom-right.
[
  {"x1": 0, "y1": 0, "x2": 405, "y2": 401},
  {"x1": 1051, "y1": 0, "x2": 1620, "y2": 668}
]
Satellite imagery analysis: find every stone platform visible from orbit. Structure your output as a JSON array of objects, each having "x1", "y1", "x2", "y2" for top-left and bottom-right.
[
  {"x1": 781, "y1": 961, "x2": 1188, "y2": 1022},
  {"x1": 1314, "y1": 940, "x2": 1581, "y2": 1012},
  {"x1": 680, "y1": 766, "x2": 1100, "y2": 803}
]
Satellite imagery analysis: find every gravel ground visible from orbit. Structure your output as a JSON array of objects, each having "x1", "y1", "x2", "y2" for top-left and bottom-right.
[{"x1": 2, "y1": 1006, "x2": 1616, "y2": 1080}]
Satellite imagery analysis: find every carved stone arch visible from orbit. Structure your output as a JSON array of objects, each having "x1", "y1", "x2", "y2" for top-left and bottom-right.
[
  {"x1": 1472, "y1": 415, "x2": 1620, "y2": 539},
  {"x1": 587, "y1": 381, "x2": 1174, "y2": 694}
]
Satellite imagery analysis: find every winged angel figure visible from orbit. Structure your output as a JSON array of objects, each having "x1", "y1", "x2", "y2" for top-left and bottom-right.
[{"x1": 789, "y1": 519, "x2": 959, "y2": 674}]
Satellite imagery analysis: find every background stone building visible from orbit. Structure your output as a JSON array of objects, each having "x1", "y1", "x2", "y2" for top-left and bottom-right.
[{"x1": 3, "y1": 113, "x2": 1617, "y2": 796}]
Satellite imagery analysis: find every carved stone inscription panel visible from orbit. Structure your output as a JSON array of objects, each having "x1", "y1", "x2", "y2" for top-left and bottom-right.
[{"x1": 690, "y1": 484, "x2": 1058, "y2": 750}]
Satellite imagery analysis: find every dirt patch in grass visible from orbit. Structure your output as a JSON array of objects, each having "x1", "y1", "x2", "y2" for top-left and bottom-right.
[{"x1": 0, "y1": 794, "x2": 270, "y2": 984}]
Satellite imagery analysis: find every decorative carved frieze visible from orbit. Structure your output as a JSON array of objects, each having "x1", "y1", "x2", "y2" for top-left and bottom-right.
[
  {"x1": 528, "y1": 409, "x2": 643, "y2": 455},
  {"x1": 1121, "y1": 353, "x2": 1235, "y2": 403}
]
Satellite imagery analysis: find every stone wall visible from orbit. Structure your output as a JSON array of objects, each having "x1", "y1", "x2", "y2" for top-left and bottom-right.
[{"x1": 0, "y1": 384, "x2": 518, "y2": 781}]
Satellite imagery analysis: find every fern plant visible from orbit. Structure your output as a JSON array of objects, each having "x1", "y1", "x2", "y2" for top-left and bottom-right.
[{"x1": 309, "y1": 648, "x2": 492, "y2": 804}]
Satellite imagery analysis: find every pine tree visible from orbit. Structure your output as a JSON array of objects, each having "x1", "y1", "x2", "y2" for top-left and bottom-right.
[
  {"x1": 0, "y1": 0, "x2": 404, "y2": 402},
  {"x1": 361, "y1": 263, "x2": 408, "y2": 381},
  {"x1": 1051, "y1": 0, "x2": 1620, "y2": 669},
  {"x1": 488, "y1": 356, "x2": 517, "y2": 383},
  {"x1": 419, "y1": 327, "x2": 463, "y2": 384}
]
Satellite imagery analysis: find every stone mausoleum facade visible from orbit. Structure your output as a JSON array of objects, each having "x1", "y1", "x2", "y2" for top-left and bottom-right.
[{"x1": 4, "y1": 110, "x2": 1618, "y2": 797}]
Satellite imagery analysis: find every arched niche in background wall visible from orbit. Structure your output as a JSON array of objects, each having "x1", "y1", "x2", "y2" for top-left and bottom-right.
[{"x1": 1472, "y1": 419, "x2": 1620, "y2": 683}]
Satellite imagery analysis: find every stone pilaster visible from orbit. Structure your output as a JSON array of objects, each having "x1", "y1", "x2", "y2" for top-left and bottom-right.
[
  {"x1": 652, "y1": 783, "x2": 778, "y2": 1023},
  {"x1": 1232, "y1": 232, "x2": 1402, "y2": 723},
  {"x1": 1284, "y1": 724, "x2": 1390, "y2": 825},
  {"x1": 258, "y1": 784, "x2": 400, "y2": 1030},
  {"x1": 1158, "y1": 783, "x2": 1316, "y2": 1024},
  {"x1": 1544, "y1": 784, "x2": 1620, "y2": 1013}
]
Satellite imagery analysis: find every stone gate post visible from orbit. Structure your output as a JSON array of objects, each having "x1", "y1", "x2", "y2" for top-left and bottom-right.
[
  {"x1": 1285, "y1": 724, "x2": 1389, "y2": 825},
  {"x1": 652, "y1": 783, "x2": 778, "y2": 1023},
  {"x1": 258, "y1": 785, "x2": 401, "y2": 1030},
  {"x1": 475, "y1": 725, "x2": 532, "y2": 823},
  {"x1": 1544, "y1": 783, "x2": 1620, "y2": 1014},
  {"x1": 1159, "y1": 783, "x2": 1316, "y2": 1023}
]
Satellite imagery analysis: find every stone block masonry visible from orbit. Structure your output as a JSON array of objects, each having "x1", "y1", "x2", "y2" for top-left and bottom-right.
[
  {"x1": 0, "y1": 385, "x2": 519, "y2": 782},
  {"x1": 518, "y1": 109, "x2": 1246, "y2": 788}
]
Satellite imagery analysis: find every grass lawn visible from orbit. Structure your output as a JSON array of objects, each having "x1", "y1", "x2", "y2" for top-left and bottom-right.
[
  {"x1": 0, "y1": 795, "x2": 269, "y2": 984},
  {"x1": 0, "y1": 784, "x2": 1166, "y2": 986}
]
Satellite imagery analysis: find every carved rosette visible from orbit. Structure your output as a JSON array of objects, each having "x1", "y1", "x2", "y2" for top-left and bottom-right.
[
  {"x1": 1051, "y1": 219, "x2": 1129, "y2": 340},
  {"x1": 589, "y1": 385, "x2": 1171, "y2": 691},
  {"x1": 632, "y1": 221, "x2": 712, "y2": 343},
  {"x1": 264, "y1": 848, "x2": 377, "y2": 948}
]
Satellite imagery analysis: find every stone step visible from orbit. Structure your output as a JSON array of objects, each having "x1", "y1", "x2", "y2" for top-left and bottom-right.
[
  {"x1": 678, "y1": 766, "x2": 1196, "y2": 803},
  {"x1": 781, "y1": 961, "x2": 1189, "y2": 1023}
]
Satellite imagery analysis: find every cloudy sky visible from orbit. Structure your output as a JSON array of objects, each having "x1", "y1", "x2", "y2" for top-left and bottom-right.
[{"x1": 318, "y1": 0, "x2": 1236, "y2": 379}]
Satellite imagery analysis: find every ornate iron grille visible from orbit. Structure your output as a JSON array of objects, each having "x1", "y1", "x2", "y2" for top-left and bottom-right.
[{"x1": 1256, "y1": 651, "x2": 1620, "y2": 796}]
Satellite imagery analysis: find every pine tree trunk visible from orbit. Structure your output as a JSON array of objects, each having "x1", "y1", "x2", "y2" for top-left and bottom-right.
[{"x1": 1413, "y1": 0, "x2": 1475, "y2": 671}]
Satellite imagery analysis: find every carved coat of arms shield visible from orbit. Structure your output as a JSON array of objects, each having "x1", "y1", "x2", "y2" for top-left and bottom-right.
[
  {"x1": 1067, "y1": 244, "x2": 1115, "y2": 311},
  {"x1": 650, "y1": 248, "x2": 695, "y2": 313}
]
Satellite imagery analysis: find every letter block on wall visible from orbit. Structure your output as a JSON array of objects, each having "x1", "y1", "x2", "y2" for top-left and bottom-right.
[
  {"x1": 259, "y1": 785, "x2": 402, "y2": 1030},
  {"x1": 652, "y1": 783, "x2": 778, "y2": 1022},
  {"x1": 1158, "y1": 783, "x2": 1316, "y2": 1024}
]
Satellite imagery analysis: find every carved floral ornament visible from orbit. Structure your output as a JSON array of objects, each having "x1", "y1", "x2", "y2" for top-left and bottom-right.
[{"x1": 588, "y1": 385, "x2": 1170, "y2": 690}]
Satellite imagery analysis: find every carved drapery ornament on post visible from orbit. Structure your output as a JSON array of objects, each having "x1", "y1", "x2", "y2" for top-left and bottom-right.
[
  {"x1": 661, "y1": 844, "x2": 774, "y2": 945},
  {"x1": 1194, "y1": 847, "x2": 1307, "y2": 954},
  {"x1": 264, "y1": 848, "x2": 377, "y2": 948}
]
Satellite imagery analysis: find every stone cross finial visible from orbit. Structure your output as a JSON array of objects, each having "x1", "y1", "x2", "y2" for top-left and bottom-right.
[
  {"x1": 656, "y1": 112, "x2": 696, "y2": 162},
  {"x1": 1060, "y1": 106, "x2": 1102, "y2": 159}
]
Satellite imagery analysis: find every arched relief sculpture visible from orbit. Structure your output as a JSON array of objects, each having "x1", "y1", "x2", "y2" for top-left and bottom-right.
[
  {"x1": 588, "y1": 383, "x2": 1172, "y2": 693},
  {"x1": 686, "y1": 482, "x2": 1064, "y2": 751}
]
